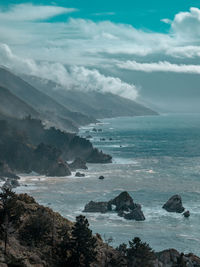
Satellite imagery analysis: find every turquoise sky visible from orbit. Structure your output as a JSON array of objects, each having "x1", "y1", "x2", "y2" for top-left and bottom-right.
[{"x1": 2, "y1": 0, "x2": 200, "y2": 32}]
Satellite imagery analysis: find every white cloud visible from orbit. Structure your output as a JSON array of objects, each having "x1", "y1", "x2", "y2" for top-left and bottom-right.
[
  {"x1": 70, "y1": 66, "x2": 138, "y2": 100},
  {"x1": 0, "y1": 4, "x2": 77, "y2": 21},
  {"x1": 0, "y1": 43, "x2": 138, "y2": 100},
  {"x1": 170, "y1": 7, "x2": 200, "y2": 41},
  {"x1": 117, "y1": 60, "x2": 200, "y2": 74}
]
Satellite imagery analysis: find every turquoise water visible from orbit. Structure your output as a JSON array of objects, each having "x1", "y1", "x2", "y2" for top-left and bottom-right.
[{"x1": 17, "y1": 114, "x2": 200, "y2": 255}]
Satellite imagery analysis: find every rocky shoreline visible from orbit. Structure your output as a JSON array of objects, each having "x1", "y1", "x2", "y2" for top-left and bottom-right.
[{"x1": 0, "y1": 191, "x2": 199, "y2": 267}]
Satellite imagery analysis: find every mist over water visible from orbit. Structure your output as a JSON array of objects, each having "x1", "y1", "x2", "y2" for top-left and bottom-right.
[{"x1": 17, "y1": 114, "x2": 200, "y2": 255}]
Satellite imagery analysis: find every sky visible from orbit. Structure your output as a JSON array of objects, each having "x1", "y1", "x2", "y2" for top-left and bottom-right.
[{"x1": 1, "y1": 0, "x2": 200, "y2": 112}]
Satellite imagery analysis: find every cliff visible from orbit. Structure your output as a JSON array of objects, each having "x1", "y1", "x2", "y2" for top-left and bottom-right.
[{"x1": 0, "y1": 115, "x2": 111, "y2": 177}]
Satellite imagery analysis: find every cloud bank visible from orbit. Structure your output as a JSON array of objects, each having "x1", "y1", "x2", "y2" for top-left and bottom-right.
[
  {"x1": 117, "y1": 60, "x2": 200, "y2": 74},
  {"x1": 0, "y1": 43, "x2": 138, "y2": 100}
]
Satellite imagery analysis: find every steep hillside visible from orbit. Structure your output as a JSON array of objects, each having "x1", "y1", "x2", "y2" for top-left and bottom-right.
[
  {"x1": 22, "y1": 75, "x2": 158, "y2": 119},
  {"x1": 0, "y1": 67, "x2": 96, "y2": 132},
  {"x1": 0, "y1": 86, "x2": 39, "y2": 119},
  {"x1": 0, "y1": 191, "x2": 199, "y2": 267}
]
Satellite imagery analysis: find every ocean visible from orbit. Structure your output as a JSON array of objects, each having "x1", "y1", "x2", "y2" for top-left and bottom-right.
[{"x1": 16, "y1": 114, "x2": 200, "y2": 255}]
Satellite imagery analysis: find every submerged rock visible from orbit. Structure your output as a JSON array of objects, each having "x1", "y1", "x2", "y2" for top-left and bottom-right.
[
  {"x1": 99, "y1": 176, "x2": 105, "y2": 180},
  {"x1": 69, "y1": 157, "x2": 88, "y2": 171},
  {"x1": 83, "y1": 191, "x2": 145, "y2": 221},
  {"x1": 162, "y1": 195, "x2": 185, "y2": 213}
]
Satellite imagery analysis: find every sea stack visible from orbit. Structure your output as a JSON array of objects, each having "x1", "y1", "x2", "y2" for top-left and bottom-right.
[{"x1": 162, "y1": 195, "x2": 185, "y2": 213}]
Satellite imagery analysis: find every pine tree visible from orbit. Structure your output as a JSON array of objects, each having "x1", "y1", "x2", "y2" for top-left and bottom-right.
[
  {"x1": 70, "y1": 215, "x2": 97, "y2": 267},
  {"x1": 127, "y1": 237, "x2": 155, "y2": 267}
]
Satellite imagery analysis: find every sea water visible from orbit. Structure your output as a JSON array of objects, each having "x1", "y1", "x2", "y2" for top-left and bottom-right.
[{"x1": 16, "y1": 114, "x2": 200, "y2": 255}]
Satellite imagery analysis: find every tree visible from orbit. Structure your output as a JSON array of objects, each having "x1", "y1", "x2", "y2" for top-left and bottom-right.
[
  {"x1": 69, "y1": 215, "x2": 97, "y2": 267},
  {"x1": 127, "y1": 237, "x2": 155, "y2": 267},
  {"x1": 117, "y1": 237, "x2": 155, "y2": 267},
  {"x1": 0, "y1": 188, "x2": 17, "y2": 254}
]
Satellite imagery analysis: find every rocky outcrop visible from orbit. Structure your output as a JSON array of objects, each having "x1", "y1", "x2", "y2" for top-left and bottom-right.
[
  {"x1": 123, "y1": 205, "x2": 146, "y2": 221},
  {"x1": 156, "y1": 249, "x2": 200, "y2": 267},
  {"x1": 86, "y1": 148, "x2": 112, "y2": 164},
  {"x1": 0, "y1": 192, "x2": 199, "y2": 267},
  {"x1": 183, "y1": 210, "x2": 190, "y2": 218},
  {"x1": 162, "y1": 195, "x2": 185, "y2": 213},
  {"x1": 69, "y1": 157, "x2": 88, "y2": 171},
  {"x1": 84, "y1": 201, "x2": 110, "y2": 213},
  {"x1": 83, "y1": 191, "x2": 145, "y2": 221},
  {"x1": 0, "y1": 161, "x2": 20, "y2": 180},
  {"x1": 47, "y1": 160, "x2": 71, "y2": 177},
  {"x1": 75, "y1": 172, "x2": 85, "y2": 177}
]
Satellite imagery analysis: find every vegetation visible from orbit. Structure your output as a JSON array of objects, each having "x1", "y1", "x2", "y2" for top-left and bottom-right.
[
  {"x1": 19, "y1": 209, "x2": 53, "y2": 246},
  {"x1": 117, "y1": 237, "x2": 155, "y2": 267}
]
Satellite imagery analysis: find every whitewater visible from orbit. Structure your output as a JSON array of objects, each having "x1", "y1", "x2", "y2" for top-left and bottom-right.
[{"x1": 16, "y1": 114, "x2": 200, "y2": 255}]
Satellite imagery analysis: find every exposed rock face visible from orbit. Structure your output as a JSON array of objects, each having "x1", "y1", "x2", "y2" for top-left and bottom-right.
[
  {"x1": 69, "y1": 157, "x2": 88, "y2": 171},
  {"x1": 86, "y1": 148, "x2": 112, "y2": 164},
  {"x1": 0, "y1": 161, "x2": 20, "y2": 180},
  {"x1": 109, "y1": 191, "x2": 136, "y2": 212},
  {"x1": 83, "y1": 201, "x2": 110, "y2": 213},
  {"x1": 47, "y1": 161, "x2": 71, "y2": 177},
  {"x1": 83, "y1": 191, "x2": 145, "y2": 221},
  {"x1": 0, "y1": 192, "x2": 199, "y2": 267},
  {"x1": 162, "y1": 195, "x2": 185, "y2": 213},
  {"x1": 156, "y1": 249, "x2": 200, "y2": 267},
  {"x1": 123, "y1": 205, "x2": 145, "y2": 221},
  {"x1": 75, "y1": 172, "x2": 85, "y2": 177}
]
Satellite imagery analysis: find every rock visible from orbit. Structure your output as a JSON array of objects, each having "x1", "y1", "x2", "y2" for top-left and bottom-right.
[
  {"x1": 162, "y1": 195, "x2": 185, "y2": 213},
  {"x1": 69, "y1": 157, "x2": 88, "y2": 171},
  {"x1": 109, "y1": 138, "x2": 113, "y2": 141},
  {"x1": 10, "y1": 179, "x2": 20, "y2": 188},
  {"x1": 75, "y1": 172, "x2": 85, "y2": 177},
  {"x1": 183, "y1": 210, "x2": 190, "y2": 218},
  {"x1": 92, "y1": 128, "x2": 97, "y2": 132},
  {"x1": 109, "y1": 191, "x2": 136, "y2": 212},
  {"x1": 83, "y1": 201, "x2": 110, "y2": 213},
  {"x1": 84, "y1": 191, "x2": 145, "y2": 221},
  {"x1": 86, "y1": 149, "x2": 112, "y2": 163},
  {"x1": 100, "y1": 138, "x2": 106, "y2": 141},
  {"x1": 123, "y1": 205, "x2": 145, "y2": 221},
  {"x1": 47, "y1": 161, "x2": 71, "y2": 177},
  {"x1": 99, "y1": 176, "x2": 105, "y2": 180},
  {"x1": 0, "y1": 161, "x2": 20, "y2": 180}
]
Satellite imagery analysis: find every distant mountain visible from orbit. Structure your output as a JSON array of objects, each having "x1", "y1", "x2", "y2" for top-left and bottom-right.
[
  {"x1": 0, "y1": 67, "x2": 96, "y2": 132},
  {"x1": 22, "y1": 75, "x2": 158, "y2": 119},
  {"x1": 0, "y1": 86, "x2": 39, "y2": 119}
]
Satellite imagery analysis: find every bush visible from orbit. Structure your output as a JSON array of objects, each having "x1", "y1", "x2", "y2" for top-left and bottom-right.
[{"x1": 19, "y1": 209, "x2": 52, "y2": 245}]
